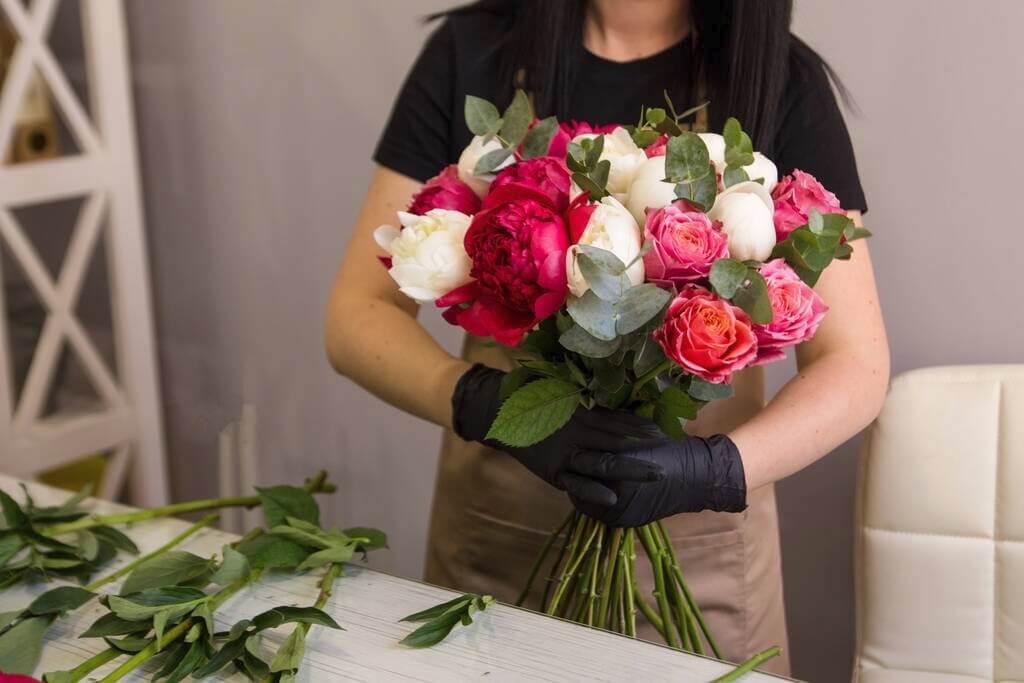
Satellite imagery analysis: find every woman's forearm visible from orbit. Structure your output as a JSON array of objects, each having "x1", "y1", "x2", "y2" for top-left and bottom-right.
[
  {"x1": 325, "y1": 295, "x2": 469, "y2": 429},
  {"x1": 728, "y1": 348, "x2": 889, "y2": 491}
]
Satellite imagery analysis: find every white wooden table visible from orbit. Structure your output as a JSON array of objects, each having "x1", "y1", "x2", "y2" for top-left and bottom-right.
[{"x1": 0, "y1": 476, "x2": 787, "y2": 682}]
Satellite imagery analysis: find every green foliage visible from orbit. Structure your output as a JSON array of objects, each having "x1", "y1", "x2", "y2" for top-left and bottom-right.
[
  {"x1": 577, "y1": 245, "x2": 630, "y2": 302},
  {"x1": 674, "y1": 171, "x2": 717, "y2": 211},
  {"x1": 80, "y1": 612, "x2": 152, "y2": 638},
  {"x1": 520, "y1": 116, "x2": 558, "y2": 160},
  {"x1": 27, "y1": 586, "x2": 95, "y2": 616},
  {"x1": 399, "y1": 593, "x2": 496, "y2": 648},
  {"x1": 256, "y1": 485, "x2": 320, "y2": 529},
  {"x1": 688, "y1": 376, "x2": 735, "y2": 402},
  {"x1": 0, "y1": 615, "x2": 54, "y2": 674},
  {"x1": 485, "y1": 378, "x2": 582, "y2": 447},
  {"x1": 709, "y1": 259, "x2": 774, "y2": 325},
  {"x1": 771, "y1": 208, "x2": 855, "y2": 287},
  {"x1": 464, "y1": 95, "x2": 501, "y2": 137},
  {"x1": 210, "y1": 546, "x2": 250, "y2": 585},
  {"x1": 119, "y1": 551, "x2": 213, "y2": 595},
  {"x1": 270, "y1": 627, "x2": 305, "y2": 673},
  {"x1": 236, "y1": 534, "x2": 308, "y2": 570},
  {"x1": 105, "y1": 586, "x2": 208, "y2": 623},
  {"x1": 559, "y1": 324, "x2": 622, "y2": 359},
  {"x1": 664, "y1": 132, "x2": 711, "y2": 184}
]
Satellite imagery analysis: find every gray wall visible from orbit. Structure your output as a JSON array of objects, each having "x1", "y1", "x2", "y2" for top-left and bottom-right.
[{"x1": 117, "y1": 2, "x2": 1024, "y2": 682}]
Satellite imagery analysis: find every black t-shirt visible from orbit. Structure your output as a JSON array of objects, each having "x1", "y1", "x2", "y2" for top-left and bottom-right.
[{"x1": 374, "y1": 13, "x2": 867, "y2": 212}]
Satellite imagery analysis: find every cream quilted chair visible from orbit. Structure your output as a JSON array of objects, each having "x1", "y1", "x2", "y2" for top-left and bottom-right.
[{"x1": 854, "y1": 365, "x2": 1024, "y2": 683}]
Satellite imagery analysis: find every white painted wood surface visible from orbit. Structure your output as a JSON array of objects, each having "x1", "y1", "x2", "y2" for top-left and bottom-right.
[{"x1": 0, "y1": 476, "x2": 788, "y2": 682}]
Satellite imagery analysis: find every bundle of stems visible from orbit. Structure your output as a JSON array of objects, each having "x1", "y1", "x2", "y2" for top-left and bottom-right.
[{"x1": 518, "y1": 512, "x2": 720, "y2": 658}]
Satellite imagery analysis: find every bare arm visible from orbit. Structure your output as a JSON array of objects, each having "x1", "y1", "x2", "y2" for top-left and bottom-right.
[
  {"x1": 729, "y1": 211, "x2": 891, "y2": 490},
  {"x1": 325, "y1": 166, "x2": 470, "y2": 428}
]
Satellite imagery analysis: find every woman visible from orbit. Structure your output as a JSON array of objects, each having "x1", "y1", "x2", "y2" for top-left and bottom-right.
[{"x1": 326, "y1": 0, "x2": 889, "y2": 675}]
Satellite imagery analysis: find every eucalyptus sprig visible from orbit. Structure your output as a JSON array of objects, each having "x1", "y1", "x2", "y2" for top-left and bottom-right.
[
  {"x1": 628, "y1": 90, "x2": 710, "y2": 148},
  {"x1": 772, "y1": 207, "x2": 871, "y2": 286},
  {"x1": 465, "y1": 89, "x2": 559, "y2": 174},
  {"x1": 566, "y1": 136, "x2": 612, "y2": 201},
  {"x1": 398, "y1": 593, "x2": 495, "y2": 648}
]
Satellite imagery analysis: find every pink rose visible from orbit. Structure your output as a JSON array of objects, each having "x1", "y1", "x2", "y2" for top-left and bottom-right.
[
  {"x1": 545, "y1": 120, "x2": 619, "y2": 158},
  {"x1": 644, "y1": 135, "x2": 668, "y2": 158},
  {"x1": 643, "y1": 201, "x2": 729, "y2": 287},
  {"x1": 771, "y1": 169, "x2": 844, "y2": 240},
  {"x1": 483, "y1": 157, "x2": 571, "y2": 214},
  {"x1": 407, "y1": 165, "x2": 481, "y2": 215},
  {"x1": 437, "y1": 198, "x2": 569, "y2": 346},
  {"x1": 654, "y1": 284, "x2": 758, "y2": 384},
  {"x1": 751, "y1": 259, "x2": 829, "y2": 364}
]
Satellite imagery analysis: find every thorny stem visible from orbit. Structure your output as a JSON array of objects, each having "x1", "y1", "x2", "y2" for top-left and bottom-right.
[{"x1": 516, "y1": 511, "x2": 573, "y2": 606}]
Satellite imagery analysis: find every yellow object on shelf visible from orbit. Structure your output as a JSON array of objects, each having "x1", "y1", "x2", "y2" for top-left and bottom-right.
[{"x1": 38, "y1": 454, "x2": 109, "y2": 494}]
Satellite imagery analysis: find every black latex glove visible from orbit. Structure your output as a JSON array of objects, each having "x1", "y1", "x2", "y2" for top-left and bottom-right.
[
  {"x1": 570, "y1": 433, "x2": 748, "y2": 528},
  {"x1": 452, "y1": 364, "x2": 666, "y2": 506}
]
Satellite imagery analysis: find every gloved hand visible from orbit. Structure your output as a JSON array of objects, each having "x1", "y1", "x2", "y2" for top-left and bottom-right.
[
  {"x1": 452, "y1": 364, "x2": 666, "y2": 506},
  {"x1": 569, "y1": 433, "x2": 748, "y2": 528}
]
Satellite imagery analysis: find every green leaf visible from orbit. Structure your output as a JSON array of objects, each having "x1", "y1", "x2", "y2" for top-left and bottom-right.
[
  {"x1": 567, "y1": 290, "x2": 617, "y2": 341},
  {"x1": 400, "y1": 595, "x2": 472, "y2": 623},
  {"x1": 520, "y1": 116, "x2": 558, "y2": 160},
  {"x1": 106, "y1": 586, "x2": 207, "y2": 622},
  {"x1": 559, "y1": 325, "x2": 621, "y2": 359},
  {"x1": 464, "y1": 95, "x2": 500, "y2": 137},
  {"x1": 577, "y1": 245, "x2": 628, "y2": 303},
  {"x1": 105, "y1": 635, "x2": 153, "y2": 652},
  {"x1": 251, "y1": 606, "x2": 341, "y2": 632},
  {"x1": 191, "y1": 603, "x2": 214, "y2": 642},
  {"x1": 210, "y1": 546, "x2": 250, "y2": 585},
  {"x1": 269, "y1": 525, "x2": 332, "y2": 551},
  {"x1": 722, "y1": 164, "x2": 749, "y2": 188},
  {"x1": 296, "y1": 544, "x2": 356, "y2": 572},
  {"x1": 673, "y1": 171, "x2": 717, "y2": 211},
  {"x1": 256, "y1": 485, "x2": 320, "y2": 528},
  {"x1": 236, "y1": 534, "x2": 308, "y2": 570},
  {"x1": 153, "y1": 608, "x2": 171, "y2": 649},
  {"x1": 613, "y1": 283, "x2": 671, "y2": 335},
  {"x1": 400, "y1": 611, "x2": 464, "y2": 648},
  {"x1": 633, "y1": 334, "x2": 667, "y2": 377},
  {"x1": 120, "y1": 551, "x2": 213, "y2": 595},
  {"x1": 646, "y1": 108, "x2": 667, "y2": 125},
  {"x1": 485, "y1": 379, "x2": 581, "y2": 447},
  {"x1": 566, "y1": 142, "x2": 587, "y2": 173},
  {"x1": 473, "y1": 146, "x2": 514, "y2": 175},
  {"x1": 269, "y1": 627, "x2": 305, "y2": 673},
  {"x1": 655, "y1": 385, "x2": 704, "y2": 440},
  {"x1": 583, "y1": 134, "x2": 605, "y2": 170},
  {"x1": 80, "y1": 612, "x2": 153, "y2": 638},
  {"x1": 42, "y1": 671, "x2": 76, "y2": 683},
  {"x1": 688, "y1": 376, "x2": 735, "y2": 401},
  {"x1": 0, "y1": 610, "x2": 21, "y2": 630},
  {"x1": 591, "y1": 159, "x2": 611, "y2": 192},
  {"x1": 709, "y1": 258, "x2": 749, "y2": 299},
  {"x1": 0, "y1": 533, "x2": 24, "y2": 567},
  {"x1": 499, "y1": 90, "x2": 533, "y2": 145},
  {"x1": 27, "y1": 585, "x2": 95, "y2": 615},
  {"x1": 76, "y1": 530, "x2": 99, "y2": 561},
  {"x1": 239, "y1": 650, "x2": 271, "y2": 680},
  {"x1": 664, "y1": 132, "x2": 711, "y2": 184},
  {"x1": 834, "y1": 242, "x2": 854, "y2": 260},
  {"x1": 344, "y1": 527, "x2": 388, "y2": 552},
  {"x1": 0, "y1": 489, "x2": 28, "y2": 529},
  {"x1": 0, "y1": 614, "x2": 53, "y2": 673},
  {"x1": 732, "y1": 269, "x2": 773, "y2": 324},
  {"x1": 571, "y1": 172, "x2": 608, "y2": 202},
  {"x1": 632, "y1": 128, "x2": 660, "y2": 149},
  {"x1": 91, "y1": 525, "x2": 140, "y2": 554},
  {"x1": 844, "y1": 225, "x2": 872, "y2": 241},
  {"x1": 722, "y1": 117, "x2": 754, "y2": 167},
  {"x1": 192, "y1": 636, "x2": 248, "y2": 678},
  {"x1": 499, "y1": 366, "x2": 532, "y2": 402},
  {"x1": 161, "y1": 638, "x2": 208, "y2": 683}
]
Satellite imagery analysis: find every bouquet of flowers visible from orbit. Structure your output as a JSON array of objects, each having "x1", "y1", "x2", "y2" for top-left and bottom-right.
[{"x1": 375, "y1": 90, "x2": 868, "y2": 654}]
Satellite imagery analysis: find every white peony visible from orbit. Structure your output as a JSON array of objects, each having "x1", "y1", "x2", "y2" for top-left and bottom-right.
[
  {"x1": 624, "y1": 155, "x2": 677, "y2": 226},
  {"x1": 373, "y1": 209, "x2": 473, "y2": 302},
  {"x1": 572, "y1": 127, "x2": 648, "y2": 202},
  {"x1": 708, "y1": 181, "x2": 776, "y2": 262},
  {"x1": 700, "y1": 132, "x2": 778, "y2": 192},
  {"x1": 566, "y1": 196, "x2": 644, "y2": 297},
  {"x1": 457, "y1": 135, "x2": 512, "y2": 198}
]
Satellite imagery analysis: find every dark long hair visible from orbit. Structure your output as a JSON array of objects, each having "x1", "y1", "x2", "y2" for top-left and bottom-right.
[{"x1": 431, "y1": 0, "x2": 848, "y2": 156}]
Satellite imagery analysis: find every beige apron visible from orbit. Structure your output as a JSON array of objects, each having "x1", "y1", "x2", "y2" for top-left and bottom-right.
[{"x1": 424, "y1": 100, "x2": 790, "y2": 675}]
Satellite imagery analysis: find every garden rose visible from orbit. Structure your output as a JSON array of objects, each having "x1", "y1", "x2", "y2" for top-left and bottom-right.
[
  {"x1": 625, "y1": 155, "x2": 677, "y2": 226},
  {"x1": 437, "y1": 198, "x2": 569, "y2": 346},
  {"x1": 373, "y1": 209, "x2": 473, "y2": 303},
  {"x1": 546, "y1": 120, "x2": 619, "y2": 158},
  {"x1": 565, "y1": 195, "x2": 644, "y2": 297},
  {"x1": 771, "y1": 169, "x2": 844, "y2": 240},
  {"x1": 457, "y1": 135, "x2": 513, "y2": 198},
  {"x1": 708, "y1": 180, "x2": 776, "y2": 262},
  {"x1": 484, "y1": 156, "x2": 571, "y2": 213},
  {"x1": 643, "y1": 201, "x2": 729, "y2": 286},
  {"x1": 407, "y1": 165, "x2": 481, "y2": 215},
  {"x1": 654, "y1": 284, "x2": 758, "y2": 384},
  {"x1": 752, "y1": 259, "x2": 829, "y2": 364},
  {"x1": 571, "y1": 127, "x2": 647, "y2": 201}
]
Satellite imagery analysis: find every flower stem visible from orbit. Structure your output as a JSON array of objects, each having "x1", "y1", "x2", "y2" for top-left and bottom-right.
[
  {"x1": 639, "y1": 525, "x2": 680, "y2": 649},
  {"x1": 546, "y1": 517, "x2": 598, "y2": 616},
  {"x1": 84, "y1": 514, "x2": 220, "y2": 592},
  {"x1": 656, "y1": 520, "x2": 722, "y2": 659},
  {"x1": 516, "y1": 511, "x2": 573, "y2": 606},
  {"x1": 622, "y1": 529, "x2": 637, "y2": 637},
  {"x1": 49, "y1": 647, "x2": 122, "y2": 683},
  {"x1": 44, "y1": 471, "x2": 333, "y2": 536},
  {"x1": 711, "y1": 646, "x2": 783, "y2": 683},
  {"x1": 595, "y1": 528, "x2": 622, "y2": 627}
]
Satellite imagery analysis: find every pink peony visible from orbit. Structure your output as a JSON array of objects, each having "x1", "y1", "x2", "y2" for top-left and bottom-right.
[
  {"x1": 751, "y1": 259, "x2": 829, "y2": 365},
  {"x1": 407, "y1": 165, "x2": 481, "y2": 215},
  {"x1": 771, "y1": 169, "x2": 844, "y2": 240},
  {"x1": 644, "y1": 134, "x2": 669, "y2": 158},
  {"x1": 437, "y1": 198, "x2": 569, "y2": 346},
  {"x1": 643, "y1": 201, "x2": 729, "y2": 287},
  {"x1": 483, "y1": 157, "x2": 571, "y2": 214},
  {"x1": 654, "y1": 284, "x2": 758, "y2": 384}
]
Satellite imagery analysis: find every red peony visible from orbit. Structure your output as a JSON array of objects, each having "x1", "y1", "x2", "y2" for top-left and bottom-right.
[
  {"x1": 544, "y1": 120, "x2": 620, "y2": 159},
  {"x1": 483, "y1": 157, "x2": 571, "y2": 214},
  {"x1": 437, "y1": 198, "x2": 569, "y2": 346},
  {"x1": 771, "y1": 169, "x2": 844, "y2": 240},
  {"x1": 654, "y1": 284, "x2": 758, "y2": 384},
  {"x1": 0, "y1": 674, "x2": 43, "y2": 683},
  {"x1": 407, "y1": 165, "x2": 481, "y2": 215}
]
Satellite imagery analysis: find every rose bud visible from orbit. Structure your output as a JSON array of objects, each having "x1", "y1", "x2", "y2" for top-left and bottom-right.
[
  {"x1": 643, "y1": 200, "x2": 729, "y2": 287},
  {"x1": 708, "y1": 180, "x2": 776, "y2": 262},
  {"x1": 624, "y1": 155, "x2": 678, "y2": 226},
  {"x1": 571, "y1": 127, "x2": 648, "y2": 201},
  {"x1": 771, "y1": 169, "x2": 844, "y2": 240},
  {"x1": 407, "y1": 165, "x2": 481, "y2": 216},
  {"x1": 457, "y1": 135, "x2": 514, "y2": 198},
  {"x1": 654, "y1": 284, "x2": 758, "y2": 384},
  {"x1": 373, "y1": 209, "x2": 473, "y2": 303},
  {"x1": 566, "y1": 195, "x2": 644, "y2": 297},
  {"x1": 751, "y1": 259, "x2": 829, "y2": 365}
]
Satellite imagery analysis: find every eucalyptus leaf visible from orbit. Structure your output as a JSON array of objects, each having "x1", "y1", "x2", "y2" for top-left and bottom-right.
[
  {"x1": 499, "y1": 90, "x2": 533, "y2": 145},
  {"x1": 723, "y1": 117, "x2": 754, "y2": 167},
  {"x1": 723, "y1": 165, "x2": 749, "y2": 188},
  {"x1": 559, "y1": 325, "x2": 621, "y2": 359},
  {"x1": 485, "y1": 378, "x2": 581, "y2": 447},
  {"x1": 688, "y1": 376, "x2": 735, "y2": 401},
  {"x1": 473, "y1": 146, "x2": 514, "y2": 175},
  {"x1": 732, "y1": 269, "x2": 773, "y2": 324},
  {"x1": 673, "y1": 171, "x2": 717, "y2": 211},
  {"x1": 270, "y1": 627, "x2": 305, "y2": 673},
  {"x1": 256, "y1": 485, "x2": 320, "y2": 528},
  {"x1": 633, "y1": 334, "x2": 667, "y2": 377},
  {"x1": 583, "y1": 134, "x2": 605, "y2": 170},
  {"x1": 664, "y1": 132, "x2": 711, "y2": 184},
  {"x1": 613, "y1": 283, "x2": 671, "y2": 335},
  {"x1": 520, "y1": 116, "x2": 558, "y2": 159},
  {"x1": 709, "y1": 258, "x2": 749, "y2": 299},
  {"x1": 577, "y1": 247, "x2": 629, "y2": 303},
  {"x1": 567, "y1": 290, "x2": 617, "y2": 340},
  {"x1": 464, "y1": 95, "x2": 500, "y2": 137}
]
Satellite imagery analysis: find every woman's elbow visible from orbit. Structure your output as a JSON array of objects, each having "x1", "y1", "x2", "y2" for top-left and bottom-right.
[{"x1": 324, "y1": 293, "x2": 356, "y2": 377}]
